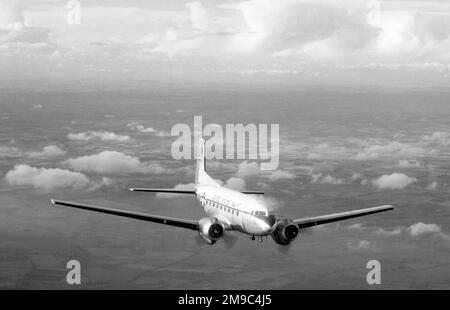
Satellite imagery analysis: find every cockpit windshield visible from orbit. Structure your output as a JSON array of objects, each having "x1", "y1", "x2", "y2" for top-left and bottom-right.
[{"x1": 253, "y1": 210, "x2": 268, "y2": 217}]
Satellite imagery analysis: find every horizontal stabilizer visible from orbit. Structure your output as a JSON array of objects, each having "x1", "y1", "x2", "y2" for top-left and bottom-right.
[
  {"x1": 240, "y1": 191, "x2": 265, "y2": 195},
  {"x1": 130, "y1": 188, "x2": 264, "y2": 195},
  {"x1": 129, "y1": 188, "x2": 195, "y2": 194}
]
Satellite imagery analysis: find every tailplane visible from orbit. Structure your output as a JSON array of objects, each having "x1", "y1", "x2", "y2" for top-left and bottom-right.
[{"x1": 195, "y1": 138, "x2": 219, "y2": 187}]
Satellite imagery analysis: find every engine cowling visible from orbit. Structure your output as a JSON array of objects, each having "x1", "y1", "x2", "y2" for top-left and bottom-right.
[
  {"x1": 270, "y1": 219, "x2": 299, "y2": 245},
  {"x1": 198, "y1": 217, "x2": 225, "y2": 244}
]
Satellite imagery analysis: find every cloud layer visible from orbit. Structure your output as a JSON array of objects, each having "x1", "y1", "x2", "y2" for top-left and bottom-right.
[
  {"x1": 5, "y1": 164, "x2": 92, "y2": 190},
  {"x1": 64, "y1": 151, "x2": 167, "y2": 175}
]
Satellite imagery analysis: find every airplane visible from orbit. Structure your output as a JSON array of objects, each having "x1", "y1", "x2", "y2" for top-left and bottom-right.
[{"x1": 51, "y1": 138, "x2": 394, "y2": 247}]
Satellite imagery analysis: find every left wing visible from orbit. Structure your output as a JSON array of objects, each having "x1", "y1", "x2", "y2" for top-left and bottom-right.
[
  {"x1": 294, "y1": 205, "x2": 394, "y2": 229},
  {"x1": 50, "y1": 199, "x2": 199, "y2": 230}
]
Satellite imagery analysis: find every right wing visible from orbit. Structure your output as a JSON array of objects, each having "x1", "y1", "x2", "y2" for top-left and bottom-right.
[
  {"x1": 129, "y1": 188, "x2": 264, "y2": 195},
  {"x1": 50, "y1": 199, "x2": 199, "y2": 230},
  {"x1": 294, "y1": 205, "x2": 394, "y2": 229}
]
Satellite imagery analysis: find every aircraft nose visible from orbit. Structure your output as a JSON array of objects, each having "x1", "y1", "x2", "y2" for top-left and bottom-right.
[{"x1": 255, "y1": 219, "x2": 272, "y2": 233}]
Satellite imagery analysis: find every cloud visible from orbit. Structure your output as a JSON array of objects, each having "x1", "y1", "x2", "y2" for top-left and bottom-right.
[
  {"x1": 5, "y1": 164, "x2": 93, "y2": 190},
  {"x1": 306, "y1": 143, "x2": 349, "y2": 160},
  {"x1": 346, "y1": 240, "x2": 374, "y2": 251},
  {"x1": 423, "y1": 132, "x2": 450, "y2": 146},
  {"x1": 28, "y1": 145, "x2": 66, "y2": 158},
  {"x1": 127, "y1": 122, "x2": 156, "y2": 133},
  {"x1": 0, "y1": 0, "x2": 53, "y2": 49},
  {"x1": 407, "y1": 222, "x2": 442, "y2": 237},
  {"x1": 426, "y1": 181, "x2": 439, "y2": 191},
  {"x1": 355, "y1": 142, "x2": 428, "y2": 160},
  {"x1": 351, "y1": 173, "x2": 362, "y2": 180},
  {"x1": 68, "y1": 131, "x2": 131, "y2": 142},
  {"x1": 0, "y1": 145, "x2": 21, "y2": 158},
  {"x1": 398, "y1": 160, "x2": 421, "y2": 168},
  {"x1": 374, "y1": 227, "x2": 404, "y2": 236},
  {"x1": 224, "y1": 177, "x2": 246, "y2": 191},
  {"x1": 236, "y1": 161, "x2": 260, "y2": 178},
  {"x1": 64, "y1": 151, "x2": 168, "y2": 175},
  {"x1": 347, "y1": 223, "x2": 364, "y2": 230},
  {"x1": 127, "y1": 122, "x2": 169, "y2": 136},
  {"x1": 311, "y1": 173, "x2": 344, "y2": 185},
  {"x1": 235, "y1": 161, "x2": 295, "y2": 181},
  {"x1": 372, "y1": 173, "x2": 417, "y2": 190},
  {"x1": 264, "y1": 170, "x2": 295, "y2": 181}
]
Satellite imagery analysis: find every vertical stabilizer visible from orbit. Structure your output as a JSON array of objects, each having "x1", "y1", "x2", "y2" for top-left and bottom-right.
[{"x1": 195, "y1": 138, "x2": 219, "y2": 187}]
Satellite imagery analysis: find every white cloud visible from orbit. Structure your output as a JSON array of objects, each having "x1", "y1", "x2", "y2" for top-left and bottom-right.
[
  {"x1": 5, "y1": 164, "x2": 93, "y2": 190},
  {"x1": 346, "y1": 240, "x2": 374, "y2": 251},
  {"x1": 64, "y1": 151, "x2": 168, "y2": 176},
  {"x1": 224, "y1": 177, "x2": 246, "y2": 191},
  {"x1": 28, "y1": 145, "x2": 66, "y2": 158},
  {"x1": 68, "y1": 131, "x2": 131, "y2": 142},
  {"x1": 351, "y1": 173, "x2": 362, "y2": 180},
  {"x1": 127, "y1": 122, "x2": 156, "y2": 133},
  {"x1": 264, "y1": 170, "x2": 295, "y2": 181},
  {"x1": 235, "y1": 161, "x2": 260, "y2": 178},
  {"x1": 423, "y1": 132, "x2": 450, "y2": 146},
  {"x1": 355, "y1": 142, "x2": 428, "y2": 160},
  {"x1": 127, "y1": 122, "x2": 169, "y2": 136},
  {"x1": 311, "y1": 173, "x2": 344, "y2": 185},
  {"x1": 235, "y1": 161, "x2": 295, "y2": 181},
  {"x1": 426, "y1": 181, "x2": 439, "y2": 191},
  {"x1": 347, "y1": 223, "x2": 364, "y2": 230},
  {"x1": 0, "y1": 145, "x2": 21, "y2": 158},
  {"x1": 372, "y1": 173, "x2": 417, "y2": 190},
  {"x1": 398, "y1": 159, "x2": 421, "y2": 168},
  {"x1": 407, "y1": 222, "x2": 442, "y2": 237},
  {"x1": 374, "y1": 227, "x2": 404, "y2": 236}
]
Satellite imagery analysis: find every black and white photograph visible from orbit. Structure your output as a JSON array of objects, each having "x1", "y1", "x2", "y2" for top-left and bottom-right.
[{"x1": 0, "y1": 0, "x2": 449, "y2": 295}]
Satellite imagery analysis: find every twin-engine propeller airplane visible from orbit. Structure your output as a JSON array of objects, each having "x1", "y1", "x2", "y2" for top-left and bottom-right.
[{"x1": 51, "y1": 138, "x2": 394, "y2": 247}]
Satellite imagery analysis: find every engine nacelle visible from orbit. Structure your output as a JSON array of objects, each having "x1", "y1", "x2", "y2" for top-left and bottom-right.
[
  {"x1": 198, "y1": 217, "x2": 225, "y2": 244},
  {"x1": 270, "y1": 219, "x2": 299, "y2": 245}
]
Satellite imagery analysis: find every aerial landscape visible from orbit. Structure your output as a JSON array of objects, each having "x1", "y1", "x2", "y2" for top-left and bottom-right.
[{"x1": 1, "y1": 0, "x2": 449, "y2": 289}]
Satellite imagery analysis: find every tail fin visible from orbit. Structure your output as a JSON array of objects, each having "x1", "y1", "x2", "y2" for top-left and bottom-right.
[{"x1": 195, "y1": 138, "x2": 219, "y2": 187}]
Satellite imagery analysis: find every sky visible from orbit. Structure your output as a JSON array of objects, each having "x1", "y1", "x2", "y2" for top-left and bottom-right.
[{"x1": 0, "y1": 0, "x2": 450, "y2": 86}]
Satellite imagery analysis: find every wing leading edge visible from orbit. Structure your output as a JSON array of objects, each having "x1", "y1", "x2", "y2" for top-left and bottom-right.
[
  {"x1": 50, "y1": 199, "x2": 199, "y2": 230},
  {"x1": 294, "y1": 205, "x2": 395, "y2": 229}
]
